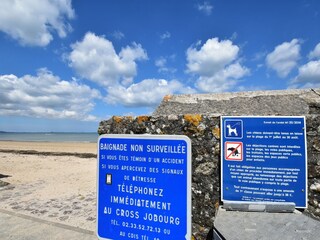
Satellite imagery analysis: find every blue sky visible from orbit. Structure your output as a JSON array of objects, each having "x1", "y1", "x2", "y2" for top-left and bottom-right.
[{"x1": 0, "y1": 0, "x2": 320, "y2": 132}]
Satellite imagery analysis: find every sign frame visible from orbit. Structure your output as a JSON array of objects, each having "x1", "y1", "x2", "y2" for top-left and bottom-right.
[
  {"x1": 221, "y1": 116, "x2": 308, "y2": 208},
  {"x1": 96, "y1": 134, "x2": 192, "y2": 240}
]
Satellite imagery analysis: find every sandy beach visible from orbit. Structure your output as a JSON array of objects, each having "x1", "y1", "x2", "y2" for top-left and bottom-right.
[
  {"x1": 0, "y1": 141, "x2": 97, "y2": 154},
  {"x1": 0, "y1": 141, "x2": 98, "y2": 231}
]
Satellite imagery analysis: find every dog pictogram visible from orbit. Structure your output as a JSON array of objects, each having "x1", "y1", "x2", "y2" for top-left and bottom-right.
[
  {"x1": 225, "y1": 142, "x2": 243, "y2": 161},
  {"x1": 227, "y1": 147, "x2": 239, "y2": 156},
  {"x1": 224, "y1": 120, "x2": 243, "y2": 139},
  {"x1": 226, "y1": 124, "x2": 238, "y2": 136}
]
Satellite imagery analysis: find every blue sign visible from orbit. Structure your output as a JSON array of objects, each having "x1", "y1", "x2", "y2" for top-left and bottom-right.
[
  {"x1": 221, "y1": 116, "x2": 307, "y2": 208},
  {"x1": 97, "y1": 134, "x2": 192, "y2": 240}
]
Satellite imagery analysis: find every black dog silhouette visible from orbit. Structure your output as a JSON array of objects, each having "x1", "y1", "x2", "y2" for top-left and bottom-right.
[{"x1": 228, "y1": 147, "x2": 239, "y2": 156}]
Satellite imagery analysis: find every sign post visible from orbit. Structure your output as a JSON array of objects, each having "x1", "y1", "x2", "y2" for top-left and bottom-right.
[
  {"x1": 221, "y1": 116, "x2": 307, "y2": 208},
  {"x1": 97, "y1": 134, "x2": 192, "y2": 240}
]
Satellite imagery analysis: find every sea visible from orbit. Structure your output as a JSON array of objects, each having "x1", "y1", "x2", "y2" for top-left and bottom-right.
[{"x1": 0, "y1": 132, "x2": 99, "y2": 143}]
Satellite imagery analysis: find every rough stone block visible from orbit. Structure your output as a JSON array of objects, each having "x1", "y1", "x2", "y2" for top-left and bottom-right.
[{"x1": 98, "y1": 89, "x2": 320, "y2": 240}]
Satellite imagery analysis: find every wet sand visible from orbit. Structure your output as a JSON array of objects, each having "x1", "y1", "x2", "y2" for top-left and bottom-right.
[{"x1": 0, "y1": 141, "x2": 98, "y2": 231}]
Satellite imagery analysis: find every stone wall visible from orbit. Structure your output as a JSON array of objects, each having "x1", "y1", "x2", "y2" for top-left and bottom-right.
[
  {"x1": 153, "y1": 89, "x2": 320, "y2": 116},
  {"x1": 98, "y1": 89, "x2": 320, "y2": 240}
]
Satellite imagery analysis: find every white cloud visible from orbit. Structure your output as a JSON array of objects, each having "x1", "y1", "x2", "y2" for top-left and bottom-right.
[
  {"x1": 231, "y1": 32, "x2": 238, "y2": 41},
  {"x1": 155, "y1": 57, "x2": 167, "y2": 68},
  {"x1": 68, "y1": 32, "x2": 148, "y2": 87},
  {"x1": 187, "y1": 38, "x2": 239, "y2": 76},
  {"x1": 308, "y1": 43, "x2": 320, "y2": 60},
  {"x1": 155, "y1": 56, "x2": 177, "y2": 74},
  {"x1": 112, "y1": 30, "x2": 125, "y2": 40},
  {"x1": 252, "y1": 51, "x2": 268, "y2": 62},
  {"x1": 0, "y1": 69, "x2": 100, "y2": 121},
  {"x1": 195, "y1": 63, "x2": 249, "y2": 92},
  {"x1": 197, "y1": 2, "x2": 213, "y2": 15},
  {"x1": 106, "y1": 79, "x2": 195, "y2": 107},
  {"x1": 160, "y1": 31, "x2": 171, "y2": 40},
  {"x1": 290, "y1": 60, "x2": 320, "y2": 88},
  {"x1": 0, "y1": 0, "x2": 74, "y2": 47},
  {"x1": 186, "y1": 38, "x2": 249, "y2": 92},
  {"x1": 266, "y1": 39, "x2": 301, "y2": 78}
]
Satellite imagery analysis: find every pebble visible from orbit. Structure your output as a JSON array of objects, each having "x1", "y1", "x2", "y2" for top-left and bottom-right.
[
  {"x1": 310, "y1": 183, "x2": 320, "y2": 192},
  {"x1": 59, "y1": 216, "x2": 69, "y2": 221}
]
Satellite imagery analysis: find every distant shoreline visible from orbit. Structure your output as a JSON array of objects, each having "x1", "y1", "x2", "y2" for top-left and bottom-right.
[
  {"x1": 0, "y1": 149, "x2": 96, "y2": 158},
  {"x1": 0, "y1": 132, "x2": 98, "y2": 143},
  {"x1": 0, "y1": 141, "x2": 97, "y2": 156},
  {"x1": 0, "y1": 139, "x2": 95, "y2": 143}
]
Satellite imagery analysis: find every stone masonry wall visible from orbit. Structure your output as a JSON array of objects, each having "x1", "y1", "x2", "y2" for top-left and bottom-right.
[{"x1": 98, "y1": 114, "x2": 320, "y2": 240}]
